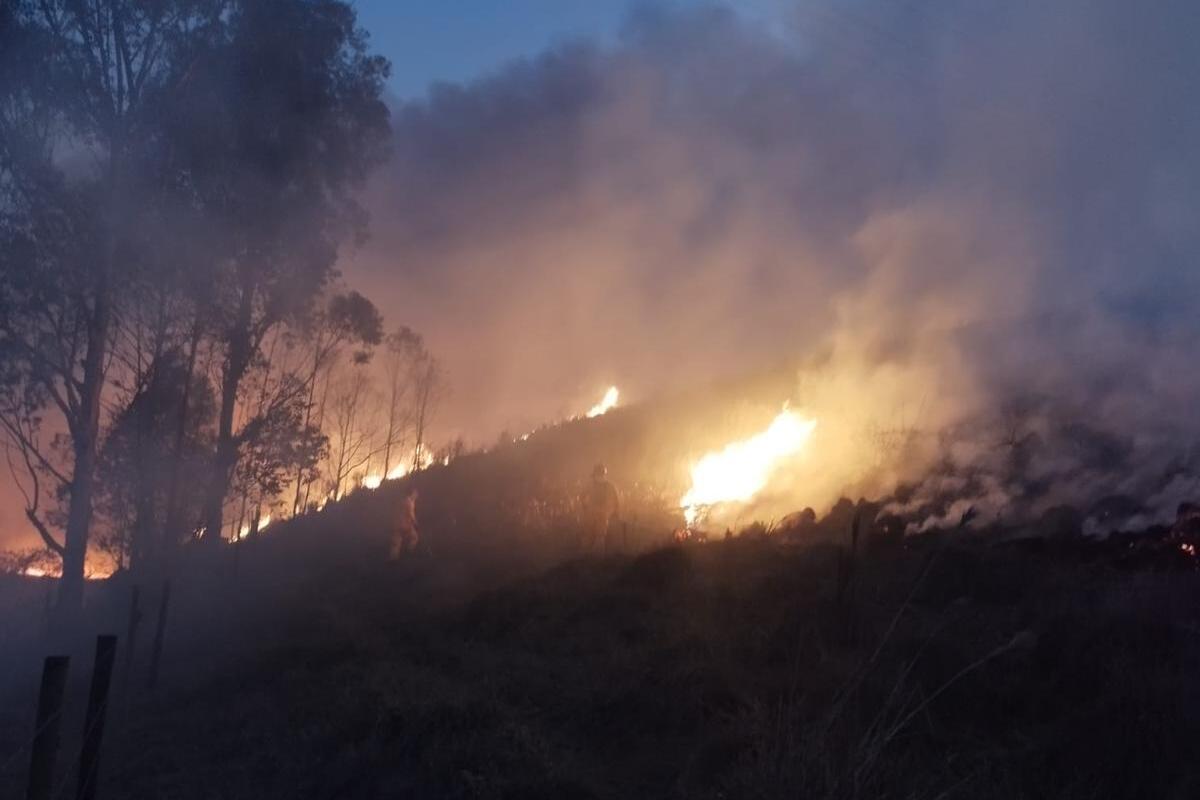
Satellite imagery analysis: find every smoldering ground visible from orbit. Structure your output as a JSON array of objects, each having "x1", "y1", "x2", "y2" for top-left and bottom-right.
[{"x1": 349, "y1": 0, "x2": 1200, "y2": 527}]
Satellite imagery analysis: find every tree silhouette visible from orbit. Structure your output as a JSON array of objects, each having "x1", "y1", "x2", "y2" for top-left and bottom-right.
[
  {"x1": 380, "y1": 327, "x2": 426, "y2": 478},
  {"x1": 291, "y1": 291, "x2": 383, "y2": 514},
  {"x1": 0, "y1": 0, "x2": 225, "y2": 616},
  {"x1": 0, "y1": 0, "x2": 397, "y2": 611},
  {"x1": 160, "y1": 0, "x2": 391, "y2": 545},
  {"x1": 94, "y1": 354, "x2": 216, "y2": 571}
]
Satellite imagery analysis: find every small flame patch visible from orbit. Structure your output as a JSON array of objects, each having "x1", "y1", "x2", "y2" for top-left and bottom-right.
[{"x1": 586, "y1": 386, "x2": 620, "y2": 418}]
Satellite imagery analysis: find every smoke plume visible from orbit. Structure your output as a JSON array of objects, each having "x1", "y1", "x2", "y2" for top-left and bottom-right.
[{"x1": 349, "y1": 0, "x2": 1200, "y2": 529}]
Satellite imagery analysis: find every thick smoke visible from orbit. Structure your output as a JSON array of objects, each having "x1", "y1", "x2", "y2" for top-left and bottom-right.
[{"x1": 349, "y1": 1, "x2": 1200, "y2": 530}]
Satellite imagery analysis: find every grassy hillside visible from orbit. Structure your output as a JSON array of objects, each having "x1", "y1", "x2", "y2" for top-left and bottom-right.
[
  {"x1": 4, "y1": 374, "x2": 1199, "y2": 799},
  {"x1": 3, "y1": 534, "x2": 1189, "y2": 799}
]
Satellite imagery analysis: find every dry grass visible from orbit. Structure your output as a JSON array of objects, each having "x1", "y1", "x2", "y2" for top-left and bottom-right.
[{"x1": 4, "y1": 533, "x2": 1184, "y2": 799}]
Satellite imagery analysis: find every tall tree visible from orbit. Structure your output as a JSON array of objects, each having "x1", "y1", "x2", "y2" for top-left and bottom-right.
[
  {"x1": 165, "y1": 0, "x2": 390, "y2": 544},
  {"x1": 230, "y1": 380, "x2": 327, "y2": 534},
  {"x1": 409, "y1": 352, "x2": 444, "y2": 473},
  {"x1": 290, "y1": 291, "x2": 383, "y2": 514},
  {"x1": 94, "y1": 353, "x2": 216, "y2": 571},
  {"x1": 379, "y1": 327, "x2": 424, "y2": 479},
  {"x1": 0, "y1": 0, "x2": 223, "y2": 615},
  {"x1": 325, "y1": 363, "x2": 373, "y2": 501}
]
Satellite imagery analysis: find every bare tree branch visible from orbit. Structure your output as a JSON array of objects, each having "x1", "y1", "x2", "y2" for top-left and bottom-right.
[{"x1": 4, "y1": 442, "x2": 65, "y2": 556}]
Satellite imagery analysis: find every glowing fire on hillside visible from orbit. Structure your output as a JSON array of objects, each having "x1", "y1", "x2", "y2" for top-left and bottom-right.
[
  {"x1": 680, "y1": 408, "x2": 817, "y2": 526},
  {"x1": 21, "y1": 565, "x2": 112, "y2": 580},
  {"x1": 353, "y1": 453, "x2": 430, "y2": 496},
  {"x1": 237, "y1": 514, "x2": 272, "y2": 541},
  {"x1": 586, "y1": 386, "x2": 620, "y2": 418}
]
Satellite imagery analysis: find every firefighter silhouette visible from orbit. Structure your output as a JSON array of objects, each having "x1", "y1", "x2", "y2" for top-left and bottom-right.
[
  {"x1": 582, "y1": 463, "x2": 620, "y2": 553},
  {"x1": 390, "y1": 487, "x2": 420, "y2": 558}
]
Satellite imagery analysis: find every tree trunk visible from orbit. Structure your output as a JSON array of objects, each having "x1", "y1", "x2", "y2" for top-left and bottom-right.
[
  {"x1": 130, "y1": 487, "x2": 155, "y2": 575},
  {"x1": 161, "y1": 321, "x2": 202, "y2": 560},
  {"x1": 382, "y1": 373, "x2": 399, "y2": 478},
  {"x1": 58, "y1": 268, "x2": 112, "y2": 617},
  {"x1": 291, "y1": 359, "x2": 320, "y2": 517},
  {"x1": 202, "y1": 288, "x2": 254, "y2": 546},
  {"x1": 201, "y1": 361, "x2": 240, "y2": 545},
  {"x1": 130, "y1": 372, "x2": 160, "y2": 574},
  {"x1": 412, "y1": 369, "x2": 432, "y2": 473},
  {"x1": 302, "y1": 362, "x2": 334, "y2": 512}
]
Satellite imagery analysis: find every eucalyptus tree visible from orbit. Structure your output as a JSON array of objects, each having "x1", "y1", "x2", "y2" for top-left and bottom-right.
[
  {"x1": 0, "y1": 0, "x2": 225, "y2": 614},
  {"x1": 160, "y1": 0, "x2": 391, "y2": 544}
]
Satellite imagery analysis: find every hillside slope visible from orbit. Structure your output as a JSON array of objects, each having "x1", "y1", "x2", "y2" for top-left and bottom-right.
[{"x1": 35, "y1": 537, "x2": 1200, "y2": 800}]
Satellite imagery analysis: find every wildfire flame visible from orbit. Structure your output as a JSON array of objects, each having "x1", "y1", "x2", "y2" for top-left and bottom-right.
[
  {"x1": 360, "y1": 455, "x2": 426, "y2": 493},
  {"x1": 680, "y1": 408, "x2": 817, "y2": 526},
  {"x1": 586, "y1": 386, "x2": 620, "y2": 418},
  {"x1": 237, "y1": 513, "x2": 272, "y2": 541},
  {"x1": 22, "y1": 565, "x2": 112, "y2": 580}
]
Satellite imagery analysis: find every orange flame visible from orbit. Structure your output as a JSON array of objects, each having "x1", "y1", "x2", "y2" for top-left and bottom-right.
[
  {"x1": 680, "y1": 408, "x2": 817, "y2": 526},
  {"x1": 586, "y1": 386, "x2": 620, "y2": 418}
]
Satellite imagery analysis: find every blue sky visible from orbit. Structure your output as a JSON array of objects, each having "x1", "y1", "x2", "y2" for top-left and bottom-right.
[{"x1": 352, "y1": 0, "x2": 785, "y2": 99}]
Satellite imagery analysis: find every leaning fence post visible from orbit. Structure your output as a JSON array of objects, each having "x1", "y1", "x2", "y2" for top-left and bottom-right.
[
  {"x1": 42, "y1": 587, "x2": 54, "y2": 636},
  {"x1": 146, "y1": 580, "x2": 171, "y2": 691},
  {"x1": 26, "y1": 655, "x2": 69, "y2": 800},
  {"x1": 76, "y1": 638, "x2": 117, "y2": 800},
  {"x1": 76, "y1": 634, "x2": 117, "y2": 800},
  {"x1": 122, "y1": 586, "x2": 142, "y2": 692},
  {"x1": 120, "y1": 585, "x2": 142, "y2": 725}
]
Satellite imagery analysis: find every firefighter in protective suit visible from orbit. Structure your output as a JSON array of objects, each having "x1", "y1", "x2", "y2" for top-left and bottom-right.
[
  {"x1": 390, "y1": 487, "x2": 420, "y2": 559},
  {"x1": 582, "y1": 463, "x2": 620, "y2": 553}
]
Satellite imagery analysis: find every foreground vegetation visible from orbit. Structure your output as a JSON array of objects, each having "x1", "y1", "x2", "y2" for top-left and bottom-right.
[{"x1": 5, "y1": 527, "x2": 1196, "y2": 799}]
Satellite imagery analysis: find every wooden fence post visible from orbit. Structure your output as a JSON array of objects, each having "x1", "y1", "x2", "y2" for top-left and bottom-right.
[
  {"x1": 76, "y1": 634, "x2": 117, "y2": 800},
  {"x1": 122, "y1": 586, "x2": 142, "y2": 696},
  {"x1": 76, "y1": 638, "x2": 117, "y2": 800},
  {"x1": 42, "y1": 587, "x2": 54, "y2": 636},
  {"x1": 146, "y1": 580, "x2": 171, "y2": 691},
  {"x1": 26, "y1": 655, "x2": 69, "y2": 800}
]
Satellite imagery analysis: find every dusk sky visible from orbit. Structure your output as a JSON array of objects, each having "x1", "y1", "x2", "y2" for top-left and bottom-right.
[{"x1": 354, "y1": 0, "x2": 786, "y2": 98}]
